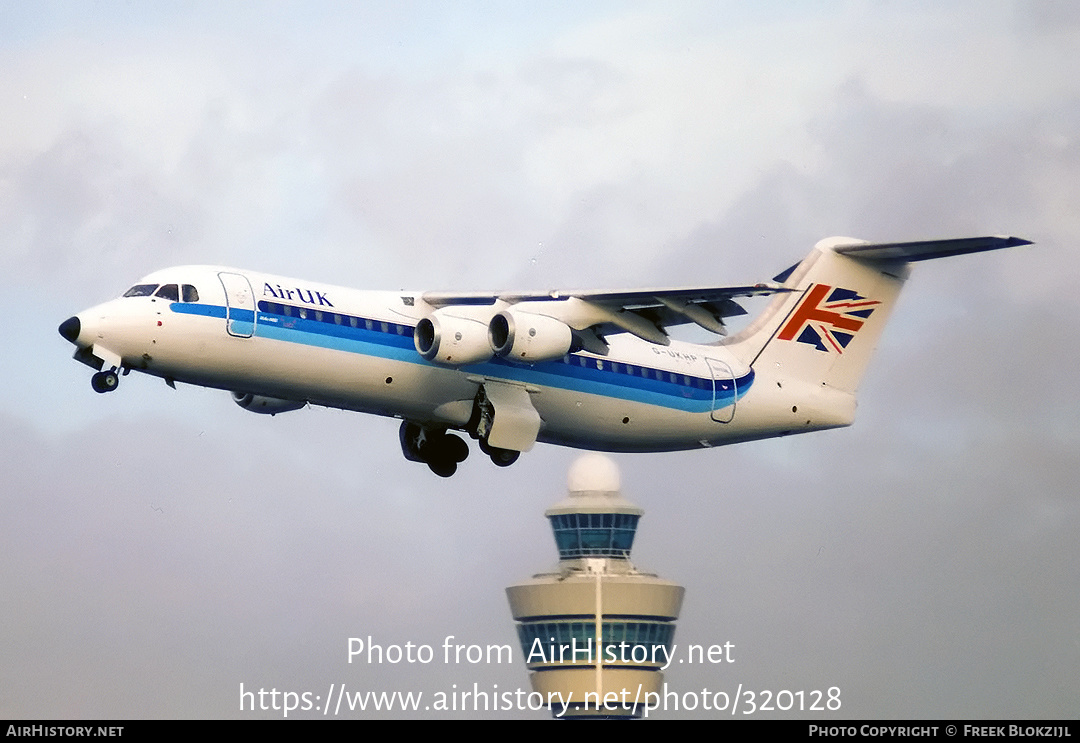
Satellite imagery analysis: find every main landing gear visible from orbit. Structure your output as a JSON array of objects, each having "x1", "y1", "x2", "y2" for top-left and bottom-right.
[
  {"x1": 91, "y1": 369, "x2": 119, "y2": 394},
  {"x1": 399, "y1": 422, "x2": 470, "y2": 478},
  {"x1": 479, "y1": 437, "x2": 520, "y2": 467},
  {"x1": 399, "y1": 420, "x2": 522, "y2": 477}
]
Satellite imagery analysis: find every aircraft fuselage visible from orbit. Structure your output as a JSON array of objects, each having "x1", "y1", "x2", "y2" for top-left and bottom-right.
[
  {"x1": 60, "y1": 236, "x2": 1028, "y2": 475},
  {"x1": 61, "y1": 266, "x2": 843, "y2": 459}
]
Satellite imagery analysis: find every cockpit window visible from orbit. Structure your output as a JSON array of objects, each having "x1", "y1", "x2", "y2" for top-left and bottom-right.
[
  {"x1": 182, "y1": 284, "x2": 200, "y2": 302},
  {"x1": 123, "y1": 284, "x2": 158, "y2": 298},
  {"x1": 154, "y1": 284, "x2": 179, "y2": 301}
]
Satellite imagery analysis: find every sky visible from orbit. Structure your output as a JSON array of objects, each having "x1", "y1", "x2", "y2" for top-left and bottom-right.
[{"x1": 2, "y1": 0, "x2": 1078, "y2": 720}]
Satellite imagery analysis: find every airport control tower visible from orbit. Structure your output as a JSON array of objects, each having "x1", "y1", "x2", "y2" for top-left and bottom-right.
[{"x1": 506, "y1": 454, "x2": 684, "y2": 719}]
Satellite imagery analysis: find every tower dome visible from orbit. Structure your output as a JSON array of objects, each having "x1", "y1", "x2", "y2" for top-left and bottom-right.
[{"x1": 546, "y1": 453, "x2": 643, "y2": 560}]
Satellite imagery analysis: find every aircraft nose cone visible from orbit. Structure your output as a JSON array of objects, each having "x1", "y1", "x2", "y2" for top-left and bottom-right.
[{"x1": 58, "y1": 316, "x2": 81, "y2": 343}]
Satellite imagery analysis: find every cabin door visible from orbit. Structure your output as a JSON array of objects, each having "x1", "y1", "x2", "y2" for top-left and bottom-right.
[
  {"x1": 218, "y1": 272, "x2": 256, "y2": 338},
  {"x1": 705, "y1": 357, "x2": 737, "y2": 423}
]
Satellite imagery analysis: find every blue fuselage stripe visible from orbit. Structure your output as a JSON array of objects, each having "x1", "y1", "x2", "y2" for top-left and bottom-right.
[{"x1": 169, "y1": 302, "x2": 752, "y2": 412}]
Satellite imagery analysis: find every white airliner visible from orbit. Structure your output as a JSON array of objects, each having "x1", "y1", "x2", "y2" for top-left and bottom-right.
[{"x1": 59, "y1": 235, "x2": 1028, "y2": 476}]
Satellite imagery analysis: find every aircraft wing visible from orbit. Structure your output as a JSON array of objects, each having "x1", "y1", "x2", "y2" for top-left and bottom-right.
[
  {"x1": 419, "y1": 236, "x2": 1029, "y2": 348},
  {"x1": 421, "y1": 283, "x2": 792, "y2": 346}
]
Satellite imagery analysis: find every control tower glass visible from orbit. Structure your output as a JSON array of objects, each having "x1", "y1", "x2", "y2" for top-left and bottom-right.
[{"x1": 548, "y1": 512, "x2": 640, "y2": 559}]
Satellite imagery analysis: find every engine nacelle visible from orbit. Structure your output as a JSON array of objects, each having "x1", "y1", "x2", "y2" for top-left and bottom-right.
[
  {"x1": 489, "y1": 309, "x2": 573, "y2": 363},
  {"x1": 232, "y1": 391, "x2": 306, "y2": 415},
  {"x1": 414, "y1": 309, "x2": 493, "y2": 366}
]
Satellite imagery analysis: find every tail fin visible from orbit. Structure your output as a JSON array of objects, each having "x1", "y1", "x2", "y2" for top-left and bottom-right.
[{"x1": 725, "y1": 235, "x2": 1030, "y2": 396}]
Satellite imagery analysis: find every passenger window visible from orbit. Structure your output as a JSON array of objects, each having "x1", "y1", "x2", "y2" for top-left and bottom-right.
[
  {"x1": 123, "y1": 284, "x2": 158, "y2": 298},
  {"x1": 182, "y1": 285, "x2": 200, "y2": 302},
  {"x1": 154, "y1": 284, "x2": 179, "y2": 301}
]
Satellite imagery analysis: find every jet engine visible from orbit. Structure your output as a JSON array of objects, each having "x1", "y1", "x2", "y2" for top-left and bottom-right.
[
  {"x1": 414, "y1": 309, "x2": 493, "y2": 366},
  {"x1": 488, "y1": 309, "x2": 573, "y2": 363},
  {"x1": 232, "y1": 391, "x2": 306, "y2": 415}
]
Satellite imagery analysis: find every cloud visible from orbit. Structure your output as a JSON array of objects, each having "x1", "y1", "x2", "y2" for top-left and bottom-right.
[{"x1": 4, "y1": 2, "x2": 1079, "y2": 719}]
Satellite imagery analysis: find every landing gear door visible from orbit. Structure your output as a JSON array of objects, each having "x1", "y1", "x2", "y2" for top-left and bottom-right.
[
  {"x1": 480, "y1": 381, "x2": 541, "y2": 452},
  {"x1": 706, "y1": 357, "x2": 737, "y2": 424},
  {"x1": 218, "y1": 272, "x2": 256, "y2": 338}
]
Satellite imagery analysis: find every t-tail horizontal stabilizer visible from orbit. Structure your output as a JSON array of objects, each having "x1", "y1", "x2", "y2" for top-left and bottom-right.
[
  {"x1": 827, "y1": 235, "x2": 1032, "y2": 263},
  {"x1": 727, "y1": 234, "x2": 1030, "y2": 413}
]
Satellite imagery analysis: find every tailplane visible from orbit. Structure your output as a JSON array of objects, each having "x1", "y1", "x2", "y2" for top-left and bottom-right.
[{"x1": 724, "y1": 235, "x2": 1030, "y2": 398}]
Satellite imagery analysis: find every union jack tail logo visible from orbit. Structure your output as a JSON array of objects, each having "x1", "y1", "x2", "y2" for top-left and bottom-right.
[{"x1": 777, "y1": 284, "x2": 881, "y2": 353}]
